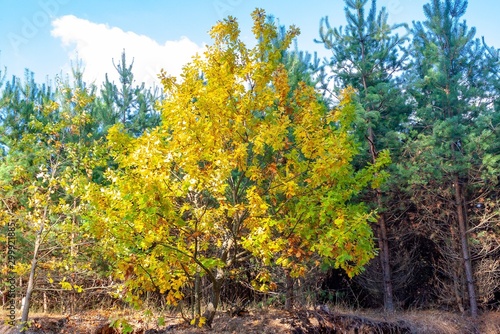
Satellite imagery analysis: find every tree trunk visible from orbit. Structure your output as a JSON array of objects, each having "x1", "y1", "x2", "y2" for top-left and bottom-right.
[
  {"x1": 453, "y1": 174, "x2": 478, "y2": 317},
  {"x1": 376, "y1": 211, "x2": 394, "y2": 312},
  {"x1": 194, "y1": 272, "x2": 201, "y2": 322},
  {"x1": 448, "y1": 223, "x2": 465, "y2": 312},
  {"x1": 204, "y1": 272, "x2": 223, "y2": 328},
  {"x1": 284, "y1": 269, "x2": 294, "y2": 310},
  {"x1": 368, "y1": 127, "x2": 394, "y2": 312},
  {"x1": 20, "y1": 225, "x2": 43, "y2": 332}
]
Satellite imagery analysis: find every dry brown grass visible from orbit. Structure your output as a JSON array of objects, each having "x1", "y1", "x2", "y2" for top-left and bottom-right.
[
  {"x1": 479, "y1": 311, "x2": 500, "y2": 334},
  {"x1": 397, "y1": 310, "x2": 478, "y2": 334},
  {"x1": 333, "y1": 308, "x2": 500, "y2": 334},
  {"x1": 1, "y1": 307, "x2": 500, "y2": 333}
]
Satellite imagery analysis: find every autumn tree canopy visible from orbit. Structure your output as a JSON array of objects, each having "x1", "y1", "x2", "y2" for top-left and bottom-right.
[{"x1": 84, "y1": 9, "x2": 389, "y2": 326}]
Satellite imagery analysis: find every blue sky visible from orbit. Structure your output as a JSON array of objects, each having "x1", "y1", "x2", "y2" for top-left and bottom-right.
[{"x1": 1, "y1": 0, "x2": 499, "y2": 87}]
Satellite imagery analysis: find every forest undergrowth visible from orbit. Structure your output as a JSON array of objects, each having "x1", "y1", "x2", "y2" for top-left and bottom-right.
[{"x1": 2, "y1": 306, "x2": 500, "y2": 334}]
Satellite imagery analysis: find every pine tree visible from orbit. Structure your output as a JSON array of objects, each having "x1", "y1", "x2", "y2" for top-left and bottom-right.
[
  {"x1": 96, "y1": 50, "x2": 161, "y2": 136},
  {"x1": 404, "y1": 0, "x2": 495, "y2": 317},
  {"x1": 317, "y1": 0, "x2": 409, "y2": 312}
]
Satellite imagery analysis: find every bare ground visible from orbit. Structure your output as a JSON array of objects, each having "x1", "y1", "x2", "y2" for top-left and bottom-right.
[{"x1": 2, "y1": 308, "x2": 500, "y2": 334}]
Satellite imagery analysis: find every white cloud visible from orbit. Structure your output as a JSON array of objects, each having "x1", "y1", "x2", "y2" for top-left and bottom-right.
[{"x1": 50, "y1": 15, "x2": 204, "y2": 87}]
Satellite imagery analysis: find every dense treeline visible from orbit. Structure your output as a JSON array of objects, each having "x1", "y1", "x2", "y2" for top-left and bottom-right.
[{"x1": 1, "y1": 0, "x2": 499, "y2": 330}]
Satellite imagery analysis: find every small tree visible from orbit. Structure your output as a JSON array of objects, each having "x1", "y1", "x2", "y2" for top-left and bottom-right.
[
  {"x1": 85, "y1": 9, "x2": 388, "y2": 328},
  {"x1": 0, "y1": 73, "x2": 97, "y2": 330}
]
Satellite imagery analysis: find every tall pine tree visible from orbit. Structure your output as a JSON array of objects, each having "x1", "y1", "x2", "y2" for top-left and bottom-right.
[
  {"x1": 404, "y1": 0, "x2": 495, "y2": 317},
  {"x1": 317, "y1": 0, "x2": 409, "y2": 311}
]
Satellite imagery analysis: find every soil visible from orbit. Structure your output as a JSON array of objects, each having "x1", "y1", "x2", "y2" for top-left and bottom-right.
[{"x1": 1, "y1": 308, "x2": 500, "y2": 334}]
